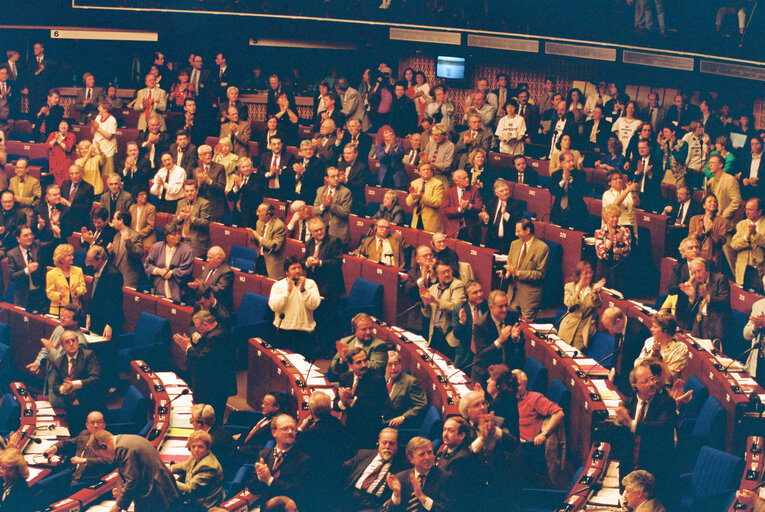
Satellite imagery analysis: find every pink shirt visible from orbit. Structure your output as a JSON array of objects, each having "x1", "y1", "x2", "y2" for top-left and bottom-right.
[{"x1": 517, "y1": 391, "x2": 562, "y2": 441}]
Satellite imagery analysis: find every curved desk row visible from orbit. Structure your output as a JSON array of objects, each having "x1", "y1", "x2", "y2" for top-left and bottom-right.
[{"x1": 727, "y1": 436, "x2": 764, "y2": 512}]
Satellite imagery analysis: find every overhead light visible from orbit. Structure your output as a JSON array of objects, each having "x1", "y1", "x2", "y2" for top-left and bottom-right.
[
  {"x1": 248, "y1": 38, "x2": 356, "y2": 50},
  {"x1": 50, "y1": 28, "x2": 157, "y2": 42}
]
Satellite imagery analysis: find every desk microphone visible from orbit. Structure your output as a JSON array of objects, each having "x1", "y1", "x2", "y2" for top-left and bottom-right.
[
  {"x1": 19, "y1": 430, "x2": 42, "y2": 444},
  {"x1": 543, "y1": 307, "x2": 574, "y2": 340},
  {"x1": 582, "y1": 350, "x2": 618, "y2": 383},
  {"x1": 157, "y1": 388, "x2": 190, "y2": 415},
  {"x1": 392, "y1": 301, "x2": 423, "y2": 324},
  {"x1": 445, "y1": 360, "x2": 478, "y2": 381},
  {"x1": 723, "y1": 339, "x2": 763, "y2": 374},
  {"x1": 274, "y1": 313, "x2": 286, "y2": 336},
  {"x1": 171, "y1": 388, "x2": 191, "y2": 402}
]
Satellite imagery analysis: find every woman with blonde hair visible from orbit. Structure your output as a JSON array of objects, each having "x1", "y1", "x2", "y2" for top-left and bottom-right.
[
  {"x1": 74, "y1": 139, "x2": 105, "y2": 195},
  {"x1": 0, "y1": 446, "x2": 31, "y2": 510},
  {"x1": 594, "y1": 204, "x2": 632, "y2": 291},
  {"x1": 46, "y1": 243, "x2": 87, "y2": 316},
  {"x1": 170, "y1": 430, "x2": 225, "y2": 510},
  {"x1": 559, "y1": 261, "x2": 606, "y2": 349},
  {"x1": 212, "y1": 137, "x2": 239, "y2": 192}
]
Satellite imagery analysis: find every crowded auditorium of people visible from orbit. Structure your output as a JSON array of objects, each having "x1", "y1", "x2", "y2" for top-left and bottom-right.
[{"x1": 0, "y1": 1, "x2": 764, "y2": 511}]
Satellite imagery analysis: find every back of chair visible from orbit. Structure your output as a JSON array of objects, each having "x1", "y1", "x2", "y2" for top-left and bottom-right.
[
  {"x1": 691, "y1": 446, "x2": 743, "y2": 499},
  {"x1": 0, "y1": 323, "x2": 10, "y2": 348},
  {"x1": 523, "y1": 356, "x2": 548, "y2": 395},
  {"x1": 237, "y1": 292, "x2": 270, "y2": 326},
  {"x1": 584, "y1": 332, "x2": 615, "y2": 369},
  {"x1": 0, "y1": 392, "x2": 20, "y2": 433},
  {"x1": 683, "y1": 376, "x2": 709, "y2": 420},
  {"x1": 417, "y1": 405, "x2": 443, "y2": 441},
  {"x1": 119, "y1": 385, "x2": 149, "y2": 425},
  {"x1": 546, "y1": 378, "x2": 571, "y2": 416},
  {"x1": 347, "y1": 278, "x2": 383, "y2": 312},
  {"x1": 232, "y1": 257, "x2": 256, "y2": 272},
  {"x1": 691, "y1": 396, "x2": 726, "y2": 450},
  {"x1": 229, "y1": 245, "x2": 257, "y2": 266},
  {"x1": 133, "y1": 312, "x2": 171, "y2": 348}
]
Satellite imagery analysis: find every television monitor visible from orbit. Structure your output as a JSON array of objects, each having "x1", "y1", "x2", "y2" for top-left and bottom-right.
[{"x1": 436, "y1": 56, "x2": 466, "y2": 80}]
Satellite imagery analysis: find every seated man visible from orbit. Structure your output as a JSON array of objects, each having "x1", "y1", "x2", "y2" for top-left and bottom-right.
[
  {"x1": 234, "y1": 392, "x2": 289, "y2": 459},
  {"x1": 353, "y1": 218, "x2": 407, "y2": 268},
  {"x1": 384, "y1": 351, "x2": 428, "y2": 428},
  {"x1": 621, "y1": 470, "x2": 667, "y2": 512},
  {"x1": 431, "y1": 231, "x2": 460, "y2": 278},
  {"x1": 187, "y1": 246, "x2": 234, "y2": 312},
  {"x1": 43, "y1": 410, "x2": 112, "y2": 484},
  {"x1": 26, "y1": 304, "x2": 88, "y2": 385},
  {"x1": 330, "y1": 313, "x2": 388, "y2": 377}
]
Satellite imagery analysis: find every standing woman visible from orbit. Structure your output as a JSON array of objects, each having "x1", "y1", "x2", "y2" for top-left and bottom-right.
[
  {"x1": 559, "y1": 261, "x2": 606, "y2": 350},
  {"x1": 466, "y1": 148, "x2": 493, "y2": 201},
  {"x1": 495, "y1": 99, "x2": 527, "y2": 156},
  {"x1": 74, "y1": 139, "x2": 105, "y2": 196},
  {"x1": 594, "y1": 204, "x2": 632, "y2": 292},
  {"x1": 213, "y1": 138, "x2": 239, "y2": 193},
  {"x1": 47, "y1": 119, "x2": 76, "y2": 185},
  {"x1": 612, "y1": 100, "x2": 642, "y2": 156},
  {"x1": 411, "y1": 71, "x2": 431, "y2": 121},
  {"x1": 46, "y1": 243, "x2": 86, "y2": 317},
  {"x1": 687, "y1": 192, "x2": 730, "y2": 271},
  {"x1": 634, "y1": 312, "x2": 689, "y2": 384},
  {"x1": 566, "y1": 88, "x2": 585, "y2": 125},
  {"x1": 274, "y1": 92, "x2": 299, "y2": 147},
  {"x1": 92, "y1": 101, "x2": 117, "y2": 176},
  {"x1": 129, "y1": 186, "x2": 157, "y2": 251},
  {"x1": 374, "y1": 126, "x2": 408, "y2": 189}
]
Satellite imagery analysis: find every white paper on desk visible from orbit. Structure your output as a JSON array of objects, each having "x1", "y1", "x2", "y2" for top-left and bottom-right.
[
  {"x1": 689, "y1": 337, "x2": 715, "y2": 352},
  {"x1": 171, "y1": 405, "x2": 192, "y2": 414},
  {"x1": 453, "y1": 384, "x2": 473, "y2": 398},
  {"x1": 283, "y1": 353, "x2": 309, "y2": 369},
  {"x1": 170, "y1": 413, "x2": 193, "y2": 429},
  {"x1": 629, "y1": 300, "x2": 657, "y2": 315},
  {"x1": 84, "y1": 332, "x2": 108, "y2": 344},
  {"x1": 37, "y1": 426, "x2": 70, "y2": 438},
  {"x1": 161, "y1": 439, "x2": 190, "y2": 450},
  {"x1": 592, "y1": 380, "x2": 621, "y2": 400},
  {"x1": 603, "y1": 399, "x2": 622, "y2": 410},
  {"x1": 34, "y1": 400, "x2": 52, "y2": 409},
  {"x1": 717, "y1": 357, "x2": 744, "y2": 372},
  {"x1": 732, "y1": 374, "x2": 758, "y2": 386},
  {"x1": 307, "y1": 376, "x2": 330, "y2": 386},
  {"x1": 26, "y1": 467, "x2": 45, "y2": 482},
  {"x1": 23, "y1": 438, "x2": 57, "y2": 454},
  {"x1": 529, "y1": 323, "x2": 555, "y2": 332},
  {"x1": 448, "y1": 371, "x2": 469, "y2": 385},
  {"x1": 36, "y1": 407, "x2": 56, "y2": 416},
  {"x1": 577, "y1": 357, "x2": 599, "y2": 366},
  {"x1": 169, "y1": 394, "x2": 193, "y2": 407},
  {"x1": 155, "y1": 372, "x2": 187, "y2": 386},
  {"x1": 588, "y1": 486, "x2": 622, "y2": 507}
]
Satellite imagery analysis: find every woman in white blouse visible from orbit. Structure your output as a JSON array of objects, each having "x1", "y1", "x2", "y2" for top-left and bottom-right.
[
  {"x1": 92, "y1": 101, "x2": 117, "y2": 175},
  {"x1": 612, "y1": 100, "x2": 642, "y2": 156},
  {"x1": 495, "y1": 99, "x2": 527, "y2": 155}
]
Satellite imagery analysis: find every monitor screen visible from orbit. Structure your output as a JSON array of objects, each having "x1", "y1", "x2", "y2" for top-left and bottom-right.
[{"x1": 436, "y1": 56, "x2": 466, "y2": 80}]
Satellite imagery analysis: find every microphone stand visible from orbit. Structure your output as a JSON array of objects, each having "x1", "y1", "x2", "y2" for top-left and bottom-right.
[
  {"x1": 723, "y1": 338, "x2": 764, "y2": 374},
  {"x1": 582, "y1": 350, "x2": 618, "y2": 382}
]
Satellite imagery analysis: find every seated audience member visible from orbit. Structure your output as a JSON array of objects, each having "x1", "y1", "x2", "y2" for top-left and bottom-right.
[
  {"x1": 430, "y1": 231, "x2": 460, "y2": 277},
  {"x1": 456, "y1": 113, "x2": 493, "y2": 169},
  {"x1": 508, "y1": 154, "x2": 539, "y2": 187},
  {"x1": 407, "y1": 163, "x2": 444, "y2": 233},
  {"x1": 744, "y1": 284, "x2": 765, "y2": 387},
  {"x1": 44, "y1": 410, "x2": 111, "y2": 483},
  {"x1": 312, "y1": 167, "x2": 352, "y2": 247},
  {"x1": 330, "y1": 313, "x2": 388, "y2": 377},
  {"x1": 667, "y1": 237, "x2": 701, "y2": 304},
  {"x1": 89, "y1": 431, "x2": 179, "y2": 512},
  {"x1": 435, "y1": 416, "x2": 485, "y2": 512},
  {"x1": 169, "y1": 129, "x2": 197, "y2": 175},
  {"x1": 121, "y1": 141, "x2": 152, "y2": 194},
  {"x1": 420, "y1": 261, "x2": 465, "y2": 358},
  {"x1": 549, "y1": 134, "x2": 583, "y2": 174},
  {"x1": 192, "y1": 144, "x2": 228, "y2": 223},
  {"x1": 338, "y1": 427, "x2": 407, "y2": 512},
  {"x1": 614, "y1": 363, "x2": 677, "y2": 500},
  {"x1": 594, "y1": 204, "x2": 632, "y2": 291},
  {"x1": 188, "y1": 246, "x2": 234, "y2": 311},
  {"x1": 84, "y1": 245, "x2": 124, "y2": 341},
  {"x1": 504, "y1": 218, "x2": 549, "y2": 321},
  {"x1": 247, "y1": 414, "x2": 314, "y2": 511},
  {"x1": 729, "y1": 198, "x2": 764, "y2": 293},
  {"x1": 336, "y1": 347, "x2": 391, "y2": 450},
  {"x1": 452, "y1": 280, "x2": 489, "y2": 370},
  {"x1": 46, "y1": 243, "x2": 86, "y2": 317},
  {"x1": 9, "y1": 158, "x2": 42, "y2": 212},
  {"x1": 129, "y1": 186, "x2": 157, "y2": 251},
  {"x1": 194, "y1": 288, "x2": 232, "y2": 330},
  {"x1": 549, "y1": 151, "x2": 588, "y2": 230},
  {"x1": 387, "y1": 437, "x2": 458, "y2": 512},
  {"x1": 235, "y1": 392, "x2": 288, "y2": 458},
  {"x1": 26, "y1": 303, "x2": 87, "y2": 381},
  {"x1": 100, "y1": 173, "x2": 133, "y2": 222},
  {"x1": 248, "y1": 202, "x2": 287, "y2": 280},
  {"x1": 60, "y1": 164, "x2": 95, "y2": 233},
  {"x1": 688, "y1": 193, "x2": 731, "y2": 271},
  {"x1": 458, "y1": 390, "x2": 519, "y2": 507},
  {"x1": 338, "y1": 118, "x2": 372, "y2": 164},
  {"x1": 144, "y1": 224, "x2": 195, "y2": 303},
  {"x1": 337, "y1": 143, "x2": 372, "y2": 217},
  {"x1": 513, "y1": 369, "x2": 564, "y2": 445},
  {"x1": 602, "y1": 171, "x2": 638, "y2": 235},
  {"x1": 108, "y1": 210, "x2": 147, "y2": 289},
  {"x1": 706, "y1": 153, "x2": 742, "y2": 221},
  {"x1": 374, "y1": 126, "x2": 408, "y2": 190},
  {"x1": 291, "y1": 140, "x2": 326, "y2": 206},
  {"x1": 442, "y1": 169, "x2": 483, "y2": 243},
  {"x1": 354, "y1": 218, "x2": 407, "y2": 268},
  {"x1": 80, "y1": 206, "x2": 116, "y2": 251},
  {"x1": 168, "y1": 179, "x2": 212, "y2": 258},
  {"x1": 384, "y1": 351, "x2": 428, "y2": 428},
  {"x1": 741, "y1": 136, "x2": 765, "y2": 201},
  {"x1": 663, "y1": 185, "x2": 699, "y2": 251},
  {"x1": 472, "y1": 290, "x2": 525, "y2": 384},
  {"x1": 170, "y1": 430, "x2": 225, "y2": 511},
  {"x1": 559, "y1": 261, "x2": 605, "y2": 350},
  {"x1": 486, "y1": 365, "x2": 520, "y2": 440},
  {"x1": 264, "y1": 496, "x2": 299, "y2": 512},
  {"x1": 7, "y1": 225, "x2": 49, "y2": 311},
  {"x1": 313, "y1": 119, "x2": 339, "y2": 167},
  {"x1": 227, "y1": 157, "x2": 262, "y2": 229},
  {"x1": 480, "y1": 179, "x2": 524, "y2": 254},
  {"x1": 151, "y1": 152, "x2": 187, "y2": 213},
  {"x1": 372, "y1": 189, "x2": 406, "y2": 226},
  {"x1": 594, "y1": 137, "x2": 625, "y2": 174},
  {"x1": 268, "y1": 257, "x2": 321, "y2": 356},
  {"x1": 627, "y1": 138, "x2": 663, "y2": 213},
  {"x1": 0, "y1": 191, "x2": 25, "y2": 256},
  {"x1": 634, "y1": 313, "x2": 689, "y2": 385},
  {"x1": 0, "y1": 447, "x2": 31, "y2": 510},
  {"x1": 49, "y1": 329, "x2": 103, "y2": 433},
  {"x1": 190, "y1": 404, "x2": 235, "y2": 475},
  {"x1": 621, "y1": 470, "x2": 667, "y2": 512},
  {"x1": 675, "y1": 257, "x2": 733, "y2": 344}
]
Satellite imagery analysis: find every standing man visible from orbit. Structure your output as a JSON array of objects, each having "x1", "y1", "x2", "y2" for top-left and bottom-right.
[
  {"x1": 442, "y1": 169, "x2": 483, "y2": 243},
  {"x1": 134, "y1": 73, "x2": 167, "y2": 132},
  {"x1": 330, "y1": 313, "x2": 389, "y2": 378},
  {"x1": 193, "y1": 144, "x2": 228, "y2": 222},
  {"x1": 406, "y1": 163, "x2": 444, "y2": 233},
  {"x1": 706, "y1": 153, "x2": 742, "y2": 221},
  {"x1": 337, "y1": 143, "x2": 373, "y2": 217},
  {"x1": 420, "y1": 261, "x2": 465, "y2": 358},
  {"x1": 312, "y1": 167, "x2": 352, "y2": 247},
  {"x1": 471, "y1": 290, "x2": 525, "y2": 384},
  {"x1": 100, "y1": 174, "x2": 134, "y2": 222},
  {"x1": 188, "y1": 246, "x2": 234, "y2": 312},
  {"x1": 168, "y1": 179, "x2": 211, "y2": 258},
  {"x1": 7, "y1": 226, "x2": 48, "y2": 311},
  {"x1": 743, "y1": 280, "x2": 765, "y2": 387},
  {"x1": 248, "y1": 203, "x2": 287, "y2": 280},
  {"x1": 480, "y1": 179, "x2": 524, "y2": 254},
  {"x1": 219, "y1": 106, "x2": 251, "y2": 159},
  {"x1": 675, "y1": 258, "x2": 733, "y2": 345},
  {"x1": 89, "y1": 431, "x2": 179, "y2": 512},
  {"x1": 60, "y1": 164, "x2": 95, "y2": 234},
  {"x1": 728, "y1": 198, "x2": 764, "y2": 294},
  {"x1": 452, "y1": 280, "x2": 489, "y2": 370},
  {"x1": 268, "y1": 257, "x2": 322, "y2": 356},
  {"x1": 504, "y1": 218, "x2": 549, "y2": 321},
  {"x1": 108, "y1": 210, "x2": 146, "y2": 289},
  {"x1": 84, "y1": 245, "x2": 124, "y2": 342}
]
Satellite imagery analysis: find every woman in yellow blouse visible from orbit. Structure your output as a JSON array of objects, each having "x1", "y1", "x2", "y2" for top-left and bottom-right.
[
  {"x1": 74, "y1": 139, "x2": 106, "y2": 195},
  {"x1": 46, "y1": 244, "x2": 87, "y2": 316}
]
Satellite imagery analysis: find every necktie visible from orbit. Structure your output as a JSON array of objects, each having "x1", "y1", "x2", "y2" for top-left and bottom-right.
[
  {"x1": 0, "y1": 83, "x2": 6, "y2": 97},
  {"x1": 677, "y1": 203, "x2": 686, "y2": 225},
  {"x1": 313, "y1": 240, "x2": 321, "y2": 259},
  {"x1": 377, "y1": 239, "x2": 384, "y2": 261},
  {"x1": 72, "y1": 444, "x2": 94, "y2": 480},
  {"x1": 435, "y1": 445, "x2": 449, "y2": 467},
  {"x1": 269, "y1": 156, "x2": 279, "y2": 188},
  {"x1": 517, "y1": 242, "x2": 527, "y2": 267},
  {"x1": 407, "y1": 474, "x2": 426, "y2": 511},
  {"x1": 471, "y1": 305, "x2": 479, "y2": 354},
  {"x1": 271, "y1": 450, "x2": 283, "y2": 479},
  {"x1": 244, "y1": 417, "x2": 270, "y2": 444},
  {"x1": 518, "y1": 172, "x2": 524, "y2": 184},
  {"x1": 386, "y1": 378, "x2": 394, "y2": 394},
  {"x1": 204, "y1": 268, "x2": 214, "y2": 284},
  {"x1": 92, "y1": 271, "x2": 99, "y2": 299},
  {"x1": 299, "y1": 222, "x2": 306, "y2": 243},
  {"x1": 86, "y1": 88, "x2": 91, "y2": 100},
  {"x1": 69, "y1": 183, "x2": 78, "y2": 203},
  {"x1": 520, "y1": 105, "x2": 525, "y2": 116},
  {"x1": 69, "y1": 357, "x2": 76, "y2": 378},
  {"x1": 497, "y1": 201, "x2": 506, "y2": 238},
  {"x1": 27, "y1": 249, "x2": 35, "y2": 288},
  {"x1": 145, "y1": 90, "x2": 152, "y2": 121},
  {"x1": 633, "y1": 400, "x2": 648, "y2": 466},
  {"x1": 360, "y1": 460, "x2": 386, "y2": 492}
]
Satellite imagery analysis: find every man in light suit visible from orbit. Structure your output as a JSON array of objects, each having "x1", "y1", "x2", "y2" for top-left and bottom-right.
[
  {"x1": 421, "y1": 261, "x2": 465, "y2": 358},
  {"x1": 622, "y1": 471, "x2": 667, "y2": 512},
  {"x1": 219, "y1": 106, "x2": 251, "y2": 159},
  {"x1": 73, "y1": 72, "x2": 104, "y2": 124},
  {"x1": 312, "y1": 167, "x2": 351, "y2": 247},
  {"x1": 504, "y1": 218, "x2": 549, "y2": 321},
  {"x1": 134, "y1": 73, "x2": 167, "y2": 131},
  {"x1": 89, "y1": 430, "x2": 180, "y2": 512},
  {"x1": 167, "y1": 180, "x2": 211, "y2": 258},
  {"x1": 336, "y1": 78, "x2": 365, "y2": 125},
  {"x1": 743, "y1": 281, "x2": 765, "y2": 387},
  {"x1": 9, "y1": 158, "x2": 42, "y2": 211},
  {"x1": 706, "y1": 153, "x2": 742, "y2": 221},
  {"x1": 248, "y1": 202, "x2": 286, "y2": 280},
  {"x1": 109, "y1": 210, "x2": 146, "y2": 289},
  {"x1": 452, "y1": 281, "x2": 489, "y2": 370},
  {"x1": 728, "y1": 198, "x2": 765, "y2": 294},
  {"x1": 192, "y1": 144, "x2": 228, "y2": 222},
  {"x1": 454, "y1": 113, "x2": 493, "y2": 170},
  {"x1": 442, "y1": 169, "x2": 483, "y2": 243},
  {"x1": 406, "y1": 163, "x2": 444, "y2": 233},
  {"x1": 675, "y1": 257, "x2": 733, "y2": 345},
  {"x1": 100, "y1": 174, "x2": 134, "y2": 222},
  {"x1": 384, "y1": 351, "x2": 428, "y2": 428},
  {"x1": 188, "y1": 246, "x2": 234, "y2": 312},
  {"x1": 330, "y1": 313, "x2": 389, "y2": 378},
  {"x1": 387, "y1": 437, "x2": 458, "y2": 512},
  {"x1": 354, "y1": 219, "x2": 407, "y2": 268}
]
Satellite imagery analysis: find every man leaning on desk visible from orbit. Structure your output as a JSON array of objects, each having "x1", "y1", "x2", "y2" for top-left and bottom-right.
[{"x1": 43, "y1": 410, "x2": 113, "y2": 485}]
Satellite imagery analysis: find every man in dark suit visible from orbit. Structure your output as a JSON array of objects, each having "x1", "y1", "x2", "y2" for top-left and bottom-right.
[
  {"x1": 26, "y1": 42, "x2": 56, "y2": 114},
  {"x1": 233, "y1": 392, "x2": 287, "y2": 459},
  {"x1": 517, "y1": 89, "x2": 540, "y2": 141},
  {"x1": 292, "y1": 140, "x2": 326, "y2": 206},
  {"x1": 452, "y1": 281, "x2": 489, "y2": 371},
  {"x1": 384, "y1": 351, "x2": 428, "y2": 429},
  {"x1": 337, "y1": 143, "x2": 373, "y2": 217},
  {"x1": 337, "y1": 118, "x2": 373, "y2": 165},
  {"x1": 454, "y1": 113, "x2": 493, "y2": 170},
  {"x1": 187, "y1": 55, "x2": 213, "y2": 107},
  {"x1": 188, "y1": 246, "x2": 234, "y2": 312},
  {"x1": 0, "y1": 190, "x2": 27, "y2": 255},
  {"x1": 740, "y1": 136, "x2": 765, "y2": 201},
  {"x1": 582, "y1": 106, "x2": 612, "y2": 154},
  {"x1": 84, "y1": 245, "x2": 124, "y2": 341},
  {"x1": 614, "y1": 362, "x2": 677, "y2": 500},
  {"x1": 436, "y1": 416, "x2": 486, "y2": 512},
  {"x1": 640, "y1": 92, "x2": 667, "y2": 133},
  {"x1": 675, "y1": 257, "x2": 733, "y2": 343},
  {"x1": 338, "y1": 427, "x2": 408, "y2": 512},
  {"x1": 136, "y1": 117, "x2": 170, "y2": 175},
  {"x1": 260, "y1": 134, "x2": 295, "y2": 201},
  {"x1": 443, "y1": 169, "x2": 484, "y2": 243},
  {"x1": 628, "y1": 139, "x2": 664, "y2": 213},
  {"x1": 89, "y1": 431, "x2": 180, "y2": 512},
  {"x1": 108, "y1": 210, "x2": 146, "y2": 289},
  {"x1": 388, "y1": 437, "x2": 458, "y2": 512},
  {"x1": 167, "y1": 180, "x2": 212, "y2": 258},
  {"x1": 545, "y1": 101, "x2": 579, "y2": 158},
  {"x1": 0, "y1": 67, "x2": 19, "y2": 128},
  {"x1": 507, "y1": 155, "x2": 540, "y2": 187},
  {"x1": 34, "y1": 184, "x2": 71, "y2": 264},
  {"x1": 663, "y1": 186, "x2": 700, "y2": 253},
  {"x1": 227, "y1": 157, "x2": 263, "y2": 229},
  {"x1": 212, "y1": 53, "x2": 235, "y2": 104},
  {"x1": 49, "y1": 329, "x2": 104, "y2": 434},
  {"x1": 181, "y1": 96, "x2": 209, "y2": 147},
  {"x1": 7, "y1": 226, "x2": 48, "y2": 311},
  {"x1": 100, "y1": 174, "x2": 134, "y2": 222},
  {"x1": 44, "y1": 410, "x2": 112, "y2": 483},
  {"x1": 337, "y1": 347, "x2": 391, "y2": 450},
  {"x1": 79, "y1": 207, "x2": 116, "y2": 251},
  {"x1": 313, "y1": 119, "x2": 340, "y2": 167},
  {"x1": 549, "y1": 152, "x2": 588, "y2": 230},
  {"x1": 192, "y1": 144, "x2": 229, "y2": 222},
  {"x1": 315, "y1": 92, "x2": 346, "y2": 133},
  {"x1": 73, "y1": 72, "x2": 104, "y2": 124},
  {"x1": 481, "y1": 179, "x2": 524, "y2": 254},
  {"x1": 248, "y1": 414, "x2": 314, "y2": 512},
  {"x1": 599, "y1": 306, "x2": 652, "y2": 395},
  {"x1": 471, "y1": 289, "x2": 525, "y2": 385},
  {"x1": 168, "y1": 130, "x2": 198, "y2": 176}
]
